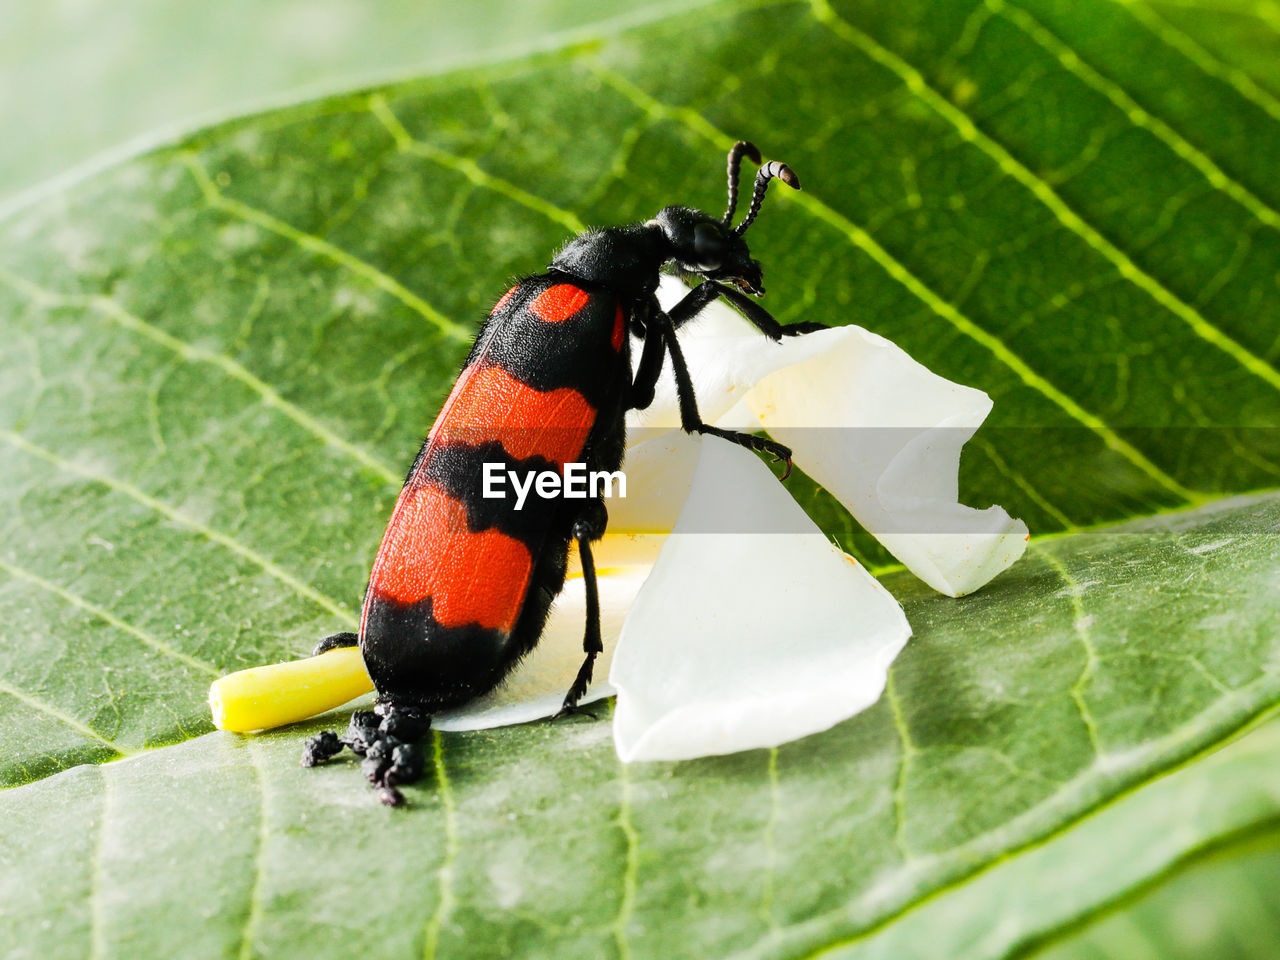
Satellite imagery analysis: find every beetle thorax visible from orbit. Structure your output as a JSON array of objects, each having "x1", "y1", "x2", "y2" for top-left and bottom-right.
[{"x1": 547, "y1": 223, "x2": 669, "y2": 301}]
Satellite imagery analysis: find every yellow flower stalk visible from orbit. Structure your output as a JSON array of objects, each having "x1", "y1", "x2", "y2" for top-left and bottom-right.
[{"x1": 209, "y1": 646, "x2": 373, "y2": 733}]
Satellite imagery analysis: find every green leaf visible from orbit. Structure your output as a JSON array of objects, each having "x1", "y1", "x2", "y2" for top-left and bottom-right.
[
  {"x1": 4, "y1": 496, "x2": 1280, "y2": 958},
  {"x1": 2, "y1": 0, "x2": 1280, "y2": 956}
]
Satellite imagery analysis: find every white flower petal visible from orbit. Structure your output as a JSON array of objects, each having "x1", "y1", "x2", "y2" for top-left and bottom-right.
[
  {"x1": 745, "y1": 329, "x2": 1028, "y2": 596},
  {"x1": 438, "y1": 276, "x2": 1021, "y2": 734},
  {"x1": 606, "y1": 429, "x2": 701, "y2": 533},
  {"x1": 633, "y1": 274, "x2": 1027, "y2": 596},
  {"x1": 610, "y1": 435, "x2": 911, "y2": 762}
]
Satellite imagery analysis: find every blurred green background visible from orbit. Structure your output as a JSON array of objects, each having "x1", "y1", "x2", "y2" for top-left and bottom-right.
[{"x1": 0, "y1": 0, "x2": 666, "y2": 203}]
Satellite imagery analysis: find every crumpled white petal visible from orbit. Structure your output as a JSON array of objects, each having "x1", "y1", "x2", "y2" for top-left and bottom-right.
[
  {"x1": 626, "y1": 275, "x2": 1027, "y2": 596},
  {"x1": 610, "y1": 436, "x2": 911, "y2": 762}
]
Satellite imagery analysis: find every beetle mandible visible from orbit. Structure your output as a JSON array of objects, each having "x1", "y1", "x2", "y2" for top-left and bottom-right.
[{"x1": 302, "y1": 141, "x2": 824, "y2": 804}]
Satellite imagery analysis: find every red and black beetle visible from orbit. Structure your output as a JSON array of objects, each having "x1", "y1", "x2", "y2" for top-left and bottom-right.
[{"x1": 302, "y1": 142, "x2": 823, "y2": 804}]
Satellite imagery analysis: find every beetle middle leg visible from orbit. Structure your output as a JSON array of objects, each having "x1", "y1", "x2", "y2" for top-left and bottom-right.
[
  {"x1": 554, "y1": 499, "x2": 608, "y2": 719},
  {"x1": 656, "y1": 310, "x2": 795, "y2": 478}
]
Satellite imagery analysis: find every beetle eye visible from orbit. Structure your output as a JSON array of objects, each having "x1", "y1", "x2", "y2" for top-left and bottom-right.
[{"x1": 693, "y1": 222, "x2": 725, "y2": 270}]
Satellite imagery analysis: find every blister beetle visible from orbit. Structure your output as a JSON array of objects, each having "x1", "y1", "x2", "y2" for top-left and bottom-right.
[{"x1": 302, "y1": 141, "x2": 823, "y2": 804}]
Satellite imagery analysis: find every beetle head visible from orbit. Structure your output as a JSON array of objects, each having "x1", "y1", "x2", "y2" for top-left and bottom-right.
[{"x1": 653, "y1": 142, "x2": 799, "y2": 296}]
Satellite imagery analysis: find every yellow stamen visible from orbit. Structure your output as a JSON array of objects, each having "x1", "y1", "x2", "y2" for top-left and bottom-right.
[{"x1": 209, "y1": 646, "x2": 374, "y2": 732}]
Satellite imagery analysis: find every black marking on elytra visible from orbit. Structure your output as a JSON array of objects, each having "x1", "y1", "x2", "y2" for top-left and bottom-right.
[
  {"x1": 361, "y1": 594, "x2": 515, "y2": 712},
  {"x1": 420, "y1": 440, "x2": 562, "y2": 550}
]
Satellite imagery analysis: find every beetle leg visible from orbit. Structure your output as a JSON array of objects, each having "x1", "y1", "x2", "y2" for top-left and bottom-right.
[
  {"x1": 665, "y1": 279, "x2": 826, "y2": 340},
  {"x1": 310, "y1": 631, "x2": 358, "y2": 656},
  {"x1": 712, "y1": 284, "x2": 829, "y2": 338},
  {"x1": 555, "y1": 505, "x2": 607, "y2": 718},
  {"x1": 779, "y1": 321, "x2": 829, "y2": 336},
  {"x1": 664, "y1": 279, "x2": 722, "y2": 330},
  {"x1": 657, "y1": 311, "x2": 795, "y2": 479},
  {"x1": 628, "y1": 320, "x2": 665, "y2": 411}
]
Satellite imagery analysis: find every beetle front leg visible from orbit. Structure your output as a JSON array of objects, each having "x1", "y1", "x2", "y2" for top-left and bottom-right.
[
  {"x1": 555, "y1": 500, "x2": 607, "y2": 718},
  {"x1": 656, "y1": 312, "x2": 795, "y2": 478},
  {"x1": 714, "y1": 284, "x2": 828, "y2": 338},
  {"x1": 664, "y1": 279, "x2": 723, "y2": 331},
  {"x1": 666, "y1": 279, "x2": 827, "y2": 339},
  {"x1": 628, "y1": 319, "x2": 665, "y2": 411}
]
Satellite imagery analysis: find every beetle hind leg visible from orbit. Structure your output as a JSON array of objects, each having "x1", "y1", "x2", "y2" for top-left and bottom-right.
[
  {"x1": 554, "y1": 507, "x2": 607, "y2": 720},
  {"x1": 311, "y1": 631, "x2": 358, "y2": 656}
]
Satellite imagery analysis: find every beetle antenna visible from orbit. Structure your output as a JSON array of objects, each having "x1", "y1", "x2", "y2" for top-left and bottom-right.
[
  {"x1": 733, "y1": 160, "x2": 801, "y2": 236},
  {"x1": 722, "y1": 140, "x2": 762, "y2": 226}
]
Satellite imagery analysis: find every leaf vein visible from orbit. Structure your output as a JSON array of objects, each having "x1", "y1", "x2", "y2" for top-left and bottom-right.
[
  {"x1": 89, "y1": 764, "x2": 110, "y2": 960},
  {"x1": 974, "y1": 436, "x2": 1079, "y2": 532},
  {"x1": 759, "y1": 746, "x2": 782, "y2": 938},
  {"x1": 0, "y1": 558, "x2": 218, "y2": 677},
  {"x1": 421, "y1": 730, "x2": 458, "y2": 960},
  {"x1": 239, "y1": 740, "x2": 269, "y2": 960},
  {"x1": 0, "y1": 678, "x2": 132, "y2": 758},
  {"x1": 0, "y1": 268, "x2": 401, "y2": 486},
  {"x1": 613, "y1": 744, "x2": 639, "y2": 960},
  {"x1": 1115, "y1": 0, "x2": 1280, "y2": 125},
  {"x1": 1039, "y1": 547, "x2": 1106, "y2": 756},
  {"x1": 589, "y1": 64, "x2": 1201, "y2": 504},
  {"x1": 885, "y1": 671, "x2": 916, "y2": 862},
  {"x1": 1, "y1": 429, "x2": 357, "y2": 624},
  {"x1": 995, "y1": 0, "x2": 1280, "y2": 232},
  {"x1": 810, "y1": 0, "x2": 1280, "y2": 397},
  {"x1": 178, "y1": 152, "x2": 472, "y2": 343},
  {"x1": 368, "y1": 94, "x2": 589, "y2": 235}
]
